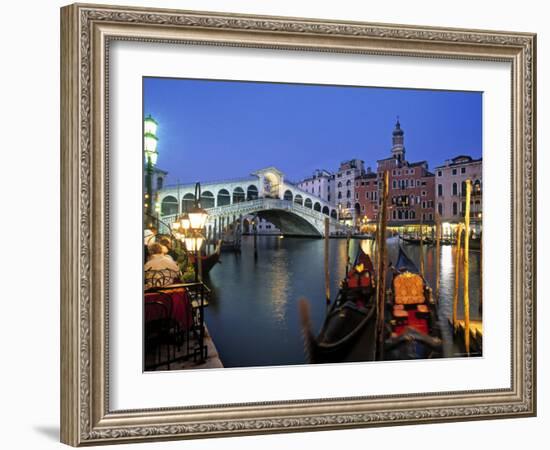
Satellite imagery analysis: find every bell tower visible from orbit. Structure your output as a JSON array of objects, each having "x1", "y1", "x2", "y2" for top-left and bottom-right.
[{"x1": 391, "y1": 118, "x2": 405, "y2": 163}]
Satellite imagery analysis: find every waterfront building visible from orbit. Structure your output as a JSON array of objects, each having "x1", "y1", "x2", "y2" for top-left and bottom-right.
[
  {"x1": 434, "y1": 155, "x2": 482, "y2": 230},
  {"x1": 335, "y1": 158, "x2": 365, "y2": 224},
  {"x1": 356, "y1": 120, "x2": 436, "y2": 226},
  {"x1": 296, "y1": 169, "x2": 334, "y2": 205},
  {"x1": 241, "y1": 216, "x2": 282, "y2": 235},
  {"x1": 144, "y1": 166, "x2": 169, "y2": 223},
  {"x1": 354, "y1": 168, "x2": 378, "y2": 222}
]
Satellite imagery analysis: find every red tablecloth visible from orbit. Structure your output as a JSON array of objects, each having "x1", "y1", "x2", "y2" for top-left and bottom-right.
[{"x1": 145, "y1": 287, "x2": 193, "y2": 330}]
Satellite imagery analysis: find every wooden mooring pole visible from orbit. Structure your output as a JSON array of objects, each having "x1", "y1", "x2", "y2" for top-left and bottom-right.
[
  {"x1": 376, "y1": 171, "x2": 389, "y2": 359},
  {"x1": 463, "y1": 180, "x2": 472, "y2": 355},
  {"x1": 452, "y1": 223, "x2": 464, "y2": 328},
  {"x1": 435, "y1": 214, "x2": 441, "y2": 304},
  {"x1": 345, "y1": 231, "x2": 351, "y2": 278},
  {"x1": 253, "y1": 216, "x2": 258, "y2": 260},
  {"x1": 419, "y1": 216, "x2": 425, "y2": 278},
  {"x1": 479, "y1": 230, "x2": 483, "y2": 314},
  {"x1": 324, "y1": 217, "x2": 330, "y2": 305}
]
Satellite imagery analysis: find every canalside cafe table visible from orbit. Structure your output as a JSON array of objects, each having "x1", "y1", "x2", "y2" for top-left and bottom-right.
[{"x1": 144, "y1": 281, "x2": 210, "y2": 370}]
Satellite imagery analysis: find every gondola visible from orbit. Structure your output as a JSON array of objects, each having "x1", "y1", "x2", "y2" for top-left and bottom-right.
[
  {"x1": 220, "y1": 238, "x2": 241, "y2": 253},
  {"x1": 299, "y1": 245, "x2": 378, "y2": 364},
  {"x1": 400, "y1": 235, "x2": 433, "y2": 245},
  {"x1": 383, "y1": 247, "x2": 442, "y2": 360},
  {"x1": 188, "y1": 240, "x2": 222, "y2": 275}
]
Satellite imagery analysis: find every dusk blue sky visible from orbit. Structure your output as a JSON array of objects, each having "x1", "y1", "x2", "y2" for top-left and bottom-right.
[{"x1": 143, "y1": 77, "x2": 482, "y2": 186}]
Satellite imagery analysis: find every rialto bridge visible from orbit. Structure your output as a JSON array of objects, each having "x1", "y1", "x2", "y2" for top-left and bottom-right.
[{"x1": 157, "y1": 167, "x2": 345, "y2": 237}]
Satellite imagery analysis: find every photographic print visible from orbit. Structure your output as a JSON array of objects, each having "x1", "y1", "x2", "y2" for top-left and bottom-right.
[
  {"x1": 61, "y1": 4, "x2": 535, "y2": 444},
  {"x1": 143, "y1": 78, "x2": 483, "y2": 371}
]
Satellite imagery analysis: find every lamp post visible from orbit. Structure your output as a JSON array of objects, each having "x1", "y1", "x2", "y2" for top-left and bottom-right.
[
  {"x1": 172, "y1": 183, "x2": 209, "y2": 362},
  {"x1": 144, "y1": 115, "x2": 159, "y2": 228},
  {"x1": 189, "y1": 183, "x2": 208, "y2": 362}
]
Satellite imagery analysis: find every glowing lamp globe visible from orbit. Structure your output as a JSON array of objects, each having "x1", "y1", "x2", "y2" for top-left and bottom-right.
[
  {"x1": 185, "y1": 237, "x2": 204, "y2": 253},
  {"x1": 144, "y1": 133, "x2": 159, "y2": 165},
  {"x1": 144, "y1": 115, "x2": 158, "y2": 135},
  {"x1": 188, "y1": 207, "x2": 208, "y2": 230},
  {"x1": 179, "y1": 213, "x2": 191, "y2": 231}
]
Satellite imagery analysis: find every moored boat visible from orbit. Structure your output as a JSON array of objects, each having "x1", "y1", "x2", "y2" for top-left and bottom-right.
[
  {"x1": 382, "y1": 247, "x2": 442, "y2": 360},
  {"x1": 189, "y1": 240, "x2": 222, "y2": 275},
  {"x1": 400, "y1": 235, "x2": 433, "y2": 245},
  {"x1": 299, "y1": 246, "x2": 378, "y2": 364}
]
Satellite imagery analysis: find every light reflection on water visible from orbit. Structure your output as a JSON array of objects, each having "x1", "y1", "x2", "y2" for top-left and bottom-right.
[{"x1": 204, "y1": 235, "x2": 481, "y2": 368}]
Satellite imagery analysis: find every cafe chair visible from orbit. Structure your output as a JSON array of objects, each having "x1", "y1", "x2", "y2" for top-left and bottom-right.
[
  {"x1": 144, "y1": 297, "x2": 178, "y2": 370},
  {"x1": 144, "y1": 268, "x2": 181, "y2": 289}
]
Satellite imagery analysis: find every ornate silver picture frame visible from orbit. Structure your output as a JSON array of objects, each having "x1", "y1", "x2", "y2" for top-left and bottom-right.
[{"x1": 60, "y1": 3, "x2": 536, "y2": 446}]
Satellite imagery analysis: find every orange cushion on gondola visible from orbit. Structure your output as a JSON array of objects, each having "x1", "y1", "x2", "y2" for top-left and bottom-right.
[
  {"x1": 394, "y1": 272, "x2": 425, "y2": 305},
  {"x1": 417, "y1": 304, "x2": 429, "y2": 313},
  {"x1": 393, "y1": 308, "x2": 408, "y2": 318}
]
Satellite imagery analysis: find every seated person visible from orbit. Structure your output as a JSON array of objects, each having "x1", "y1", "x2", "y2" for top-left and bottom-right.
[
  {"x1": 144, "y1": 242, "x2": 181, "y2": 289},
  {"x1": 158, "y1": 236, "x2": 178, "y2": 261},
  {"x1": 143, "y1": 228, "x2": 156, "y2": 263}
]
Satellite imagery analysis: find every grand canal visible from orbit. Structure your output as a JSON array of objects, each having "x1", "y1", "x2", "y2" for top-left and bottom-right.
[{"x1": 204, "y1": 235, "x2": 482, "y2": 368}]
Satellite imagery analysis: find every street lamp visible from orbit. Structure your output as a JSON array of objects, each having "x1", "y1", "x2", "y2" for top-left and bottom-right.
[
  {"x1": 188, "y1": 182, "x2": 209, "y2": 231},
  {"x1": 172, "y1": 183, "x2": 208, "y2": 281},
  {"x1": 187, "y1": 182, "x2": 208, "y2": 363},
  {"x1": 144, "y1": 115, "x2": 159, "y2": 227}
]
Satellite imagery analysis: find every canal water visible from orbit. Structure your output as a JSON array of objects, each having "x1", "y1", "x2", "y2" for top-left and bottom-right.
[{"x1": 204, "y1": 235, "x2": 481, "y2": 368}]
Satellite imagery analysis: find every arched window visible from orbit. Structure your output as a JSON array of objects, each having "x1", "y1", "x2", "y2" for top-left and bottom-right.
[
  {"x1": 346, "y1": 202, "x2": 351, "y2": 209},
  {"x1": 217, "y1": 189, "x2": 231, "y2": 206},
  {"x1": 200, "y1": 191, "x2": 215, "y2": 209},
  {"x1": 354, "y1": 203, "x2": 361, "y2": 216},
  {"x1": 331, "y1": 210, "x2": 337, "y2": 219},
  {"x1": 453, "y1": 202, "x2": 458, "y2": 216},
  {"x1": 304, "y1": 198, "x2": 313, "y2": 209},
  {"x1": 346, "y1": 190, "x2": 351, "y2": 198},
  {"x1": 392, "y1": 210, "x2": 397, "y2": 220},
  {"x1": 182, "y1": 193, "x2": 195, "y2": 213},
  {"x1": 438, "y1": 203, "x2": 443, "y2": 215},
  {"x1": 461, "y1": 181, "x2": 467, "y2": 197},
  {"x1": 410, "y1": 211, "x2": 415, "y2": 219},
  {"x1": 161, "y1": 195, "x2": 178, "y2": 216},
  {"x1": 452, "y1": 183, "x2": 458, "y2": 196},
  {"x1": 404, "y1": 210, "x2": 409, "y2": 219},
  {"x1": 338, "y1": 192, "x2": 342, "y2": 199},
  {"x1": 322, "y1": 206, "x2": 330, "y2": 215},
  {"x1": 294, "y1": 194, "x2": 303, "y2": 206},
  {"x1": 314, "y1": 202, "x2": 321, "y2": 212},
  {"x1": 283, "y1": 190, "x2": 293, "y2": 202},
  {"x1": 346, "y1": 180, "x2": 351, "y2": 186},
  {"x1": 156, "y1": 177, "x2": 164, "y2": 191},
  {"x1": 474, "y1": 179, "x2": 482, "y2": 194},
  {"x1": 233, "y1": 187, "x2": 245, "y2": 203},
  {"x1": 337, "y1": 181, "x2": 342, "y2": 188},
  {"x1": 246, "y1": 185, "x2": 258, "y2": 201}
]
